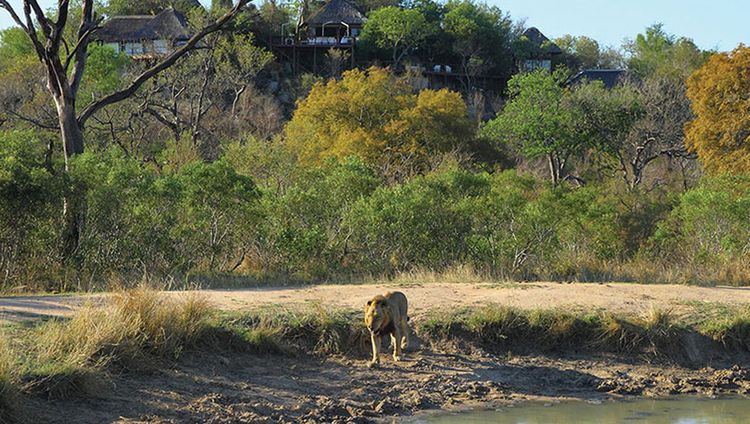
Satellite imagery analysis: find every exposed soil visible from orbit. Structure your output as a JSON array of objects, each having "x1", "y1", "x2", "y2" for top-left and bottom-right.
[
  {"x1": 24, "y1": 342, "x2": 750, "y2": 423},
  {"x1": 5, "y1": 282, "x2": 750, "y2": 423},
  {"x1": 3, "y1": 281, "x2": 750, "y2": 322}
]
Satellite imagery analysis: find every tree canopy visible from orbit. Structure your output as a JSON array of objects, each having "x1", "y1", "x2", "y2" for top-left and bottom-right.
[
  {"x1": 483, "y1": 70, "x2": 577, "y2": 185},
  {"x1": 555, "y1": 34, "x2": 623, "y2": 72},
  {"x1": 284, "y1": 66, "x2": 472, "y2": 180},
  {"x1": 685, "y1": 45, "x2": 750, "y2": 175},
  {"x1": 625, "y1": 23, "x2": 709, "y2": 79},
  {"x1": 106, "y1": 0, "x2": 203, "y2": 16},
  {"x1": 361, "y1": 6, "x2": 431, "y2": 68},
  {"x1": 442, "y1": 0, "x2": 514, "y2": 81}
]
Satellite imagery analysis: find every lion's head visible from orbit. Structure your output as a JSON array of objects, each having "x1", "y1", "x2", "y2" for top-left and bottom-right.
[{"x1": 364, "y1": 296, "x2": 390, "y2": 332}]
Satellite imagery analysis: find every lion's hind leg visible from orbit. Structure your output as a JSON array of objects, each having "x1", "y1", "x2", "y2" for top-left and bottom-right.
[{"x1": 400, "y1": 318, "x2": 410, "y2": 350}]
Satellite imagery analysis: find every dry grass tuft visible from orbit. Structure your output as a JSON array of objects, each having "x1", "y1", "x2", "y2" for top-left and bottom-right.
[
  {"x1": 23, "y1": 287, "x2": 213, "y2": 399},
  {"x1": 0, "y1": 334, "x2": 20, "y2": 423}
]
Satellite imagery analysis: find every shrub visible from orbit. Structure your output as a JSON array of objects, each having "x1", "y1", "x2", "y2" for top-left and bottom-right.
[
  {"x1": 345, "y1": 168, "x2": 487, "y2": 273},
  {"x1": 253, "y1": 157, "x2": 380, "y2": 278},
  {"x1": 0, "y1": 131, "x2": 60, "y2": 291},
  {"x1": 653, "y1": 175, "x2": 750, "y2": 284},
  {"x1": 25, "y1": 288, "x2": 213, "y2": 398}
]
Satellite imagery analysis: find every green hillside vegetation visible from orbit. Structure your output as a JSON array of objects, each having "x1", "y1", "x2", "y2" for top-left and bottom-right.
[{"x1": 0, "y1": 1, "x2": 748, "y2": 291}]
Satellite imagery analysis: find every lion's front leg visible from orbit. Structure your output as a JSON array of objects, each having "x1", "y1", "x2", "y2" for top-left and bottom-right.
[
  {"x1": 391, "y1": 327, "x2": 402, "y2": 362},
  {"x1": 369, "y1": 332, "x2": 381, "y2": 367}
]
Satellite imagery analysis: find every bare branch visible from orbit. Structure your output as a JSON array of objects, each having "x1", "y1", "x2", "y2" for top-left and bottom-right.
[
  {"x1": 0, "y1": 1, "x2": 28, "y2": 31},
  {"x1": 65, "y1": 20, "x2": 101, "y2": 72},
  {"x1": 26, "y1": 0, "x2": 50, "y2": 38},
  {"x1": 69, "y1": 0, "x2": 97, "y2": 95},
  {"x1": 78, "y1": 1, "x2": 250, "y2": 127},
  {"x1": 4, "y1": 109, "x2": 58, "y2": 130}
]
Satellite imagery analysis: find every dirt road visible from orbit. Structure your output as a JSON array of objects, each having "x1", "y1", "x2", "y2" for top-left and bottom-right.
[{"x1": 2, "y1": 282, "x2": 749, "y2": 322}]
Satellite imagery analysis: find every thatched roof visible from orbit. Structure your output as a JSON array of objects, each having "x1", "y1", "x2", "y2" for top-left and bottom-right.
[
  {"x1": 303, "y1": 0, "x2": 367, "y2": 26},
  {"x1": 567, "y1": 69, "x2": 627, "y2": 89},
  {"x1": 95, "y1": 8, "x2": 191, "y2": 43},
  {"x1": 521, "y1": 27, "x2": 562, "y2": 54}
]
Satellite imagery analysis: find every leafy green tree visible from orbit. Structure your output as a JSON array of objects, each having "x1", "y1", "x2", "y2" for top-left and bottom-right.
[
  {"x1": 344, "y1": 168, "x2": 484, "y2": 272},
  {"x1": 653, "y1": 176, "x2": 750, "y2": 283},
  {"x1": 443, "y1": 0, "x2": 514, "y2": 89},
  {"x1": 563, "y1": 80, "x2": 646, "y2": 188},
  {"x1": 0, "y1": 131, "x2": 60, "y2": 287},
  {"x1": 173, "y1": 158, "x2": 260, "y2": 271},
  {"x1": 361, "y1": 6, "x2": 431, "y2": 68},
  {"x1": 685, "y1": 45, "x2": 750, "y2": 175},
  {"x1": 0, "y1": 27, "x2": 33, "y2": 67},
  {"x1": 406, "y1": 0, "x2": 452, "y2": 63},
  {"x1": 356, "y1": 0, "x2": 399, "y2": 12},
  {"x1": 483, "y1": 70, "x2": 577, "y2": 185},
  {"x1": 555, "y1": 34, "x2": 623, "y2": 72},
  {"x1": 79, "y1": 44, "x2": 131, "y2": 98},
  {"x1": 256, "y1": 157, "x2": 380, "y2": 277},
  {"x1": 625, "y1": 23, "x2": 709, "y2": 79}
]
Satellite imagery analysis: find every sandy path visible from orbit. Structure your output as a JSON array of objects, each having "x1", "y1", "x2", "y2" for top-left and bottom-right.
[{"x1": 2, "y1": 282, "x2": 750, "y2": 322}]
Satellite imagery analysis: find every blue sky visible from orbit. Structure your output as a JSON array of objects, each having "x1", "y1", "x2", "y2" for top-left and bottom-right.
[
  {"x1": 494, "y1": 0, "x2": 748, "y2": 52},
  {"x1": 1, "y1": 0, "x2": 747, "y2": 51}
]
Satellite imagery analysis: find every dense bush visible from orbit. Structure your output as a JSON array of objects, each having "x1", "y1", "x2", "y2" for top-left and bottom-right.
[
  {"x1": 653, "y1": 176, "x2": 750, "y2": 284},
  {"x1": 250, "y1": 157, "x2": 380, "y2": 278},
  {"x1": 2, "y1": 131, "x2": 750, "y2": 290},
  {"x1": 0, "y1": 131, "x2": 60, "y2": 289}
]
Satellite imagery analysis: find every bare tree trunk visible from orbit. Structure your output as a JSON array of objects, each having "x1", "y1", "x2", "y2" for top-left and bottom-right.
[
  {"x1": 547, "y1": 154, "x2": 560, "y2": 186},
  {"x1": 56, "y1": 97, "x2": 85, "y2": 163},
  {"x1": 56, "y1": 97, "x2": 86, "y2": 263}
]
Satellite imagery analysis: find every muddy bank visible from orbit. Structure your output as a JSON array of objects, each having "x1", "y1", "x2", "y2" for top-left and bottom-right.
[
  {"x1": 9, "y1": 293, "x2": 750, "y2": 423},
  {"x1": 23, "y1": 341, "x2": 750, "y2": 424}
]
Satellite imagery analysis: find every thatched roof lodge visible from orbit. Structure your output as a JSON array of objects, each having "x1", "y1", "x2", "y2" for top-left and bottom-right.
[
  {"x1": 298, "y1": 0, "x2": 368, "y2": 45},
  {"x1": 93, "y1": 8, "x2": 191, "y2": 58}
]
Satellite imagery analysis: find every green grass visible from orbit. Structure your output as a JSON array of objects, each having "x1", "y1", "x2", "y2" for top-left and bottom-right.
[
  {"x1": 697, "y1": 306, "x2": 750, "y2": 351},
  {"x1": 417, "y1": 306, "x2": 688, "y2": 356},
  {"x1": 210, "y1": 303, "x2": 370, "y2": 357}
]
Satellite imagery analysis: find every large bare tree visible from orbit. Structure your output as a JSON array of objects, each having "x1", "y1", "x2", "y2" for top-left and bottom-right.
[
  {"x1": 0, "y1": 0, "x2": 250, "y2": 262},
  {"x1": 620, "y1": 76, "x2": 695, "y2": 189}
]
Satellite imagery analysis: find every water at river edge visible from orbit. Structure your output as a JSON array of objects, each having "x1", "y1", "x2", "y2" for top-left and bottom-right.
[{"x1": 411, "y1": 397, "x2": 750, "y2": 423}]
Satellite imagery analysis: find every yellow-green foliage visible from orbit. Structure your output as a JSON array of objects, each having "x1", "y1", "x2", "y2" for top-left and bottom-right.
[
  {"x1": 285, "y1": 67, "x2": 473, "y2": 175},
  {"x1": 686, "y1": 45, "x2": 750, "y2": 175}
]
